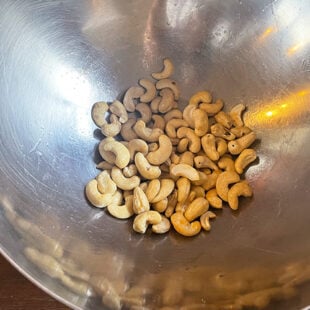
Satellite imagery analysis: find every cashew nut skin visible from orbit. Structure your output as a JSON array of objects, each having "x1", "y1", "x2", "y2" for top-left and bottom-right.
[
  {"x1": 230, "y1": 126, "x2": 252, "y2": 139},
  {"x1": 133, "y1": 210, "x2": 162, "y2": 234},
  {"x1": 133, "y1": 186, "x2": 150, "y2": 214},
  {"x1": 170, "y1": 164, "x2": 200, "y2": 181},
  {"x1": 214, "y1": 111, "x2": 233, "y2": 129},
  {"x1": 193, "y1": 108, "x2": 209, "y2": 137},
  {"x1": 189, "y1": 91, "x2": 212, "y2": 106},
  {"x1": 96, "y1": 171, "x2": 117, "y2": 195},
  {"x1": 91, "y1": 101, "x2": 109, "y2": 127},
  {"x1": 152, "y1": 198, "x2": 168, "y2": 213},
  {"x1": 121, "y1": 118, "x2": 138, "y2": 141},
  {"x1": 123, "y1": 86, "x2": 144, "y2": 112},
  {"x1": 235, "y1": 149, "x2": 257, "y2": 174},
  {"x1": 152, "y1": 58, "x2": 174, "y2": 80},
  {"x1": 151, "y1": 115, "x2": 165, "y2": 131},
  {"x1": 200, "y1": 211, "x2": 216, "y2": 231},
  {"x1": 103, "y1": 140, "x2": 130, "y2": 169},
  {"x1": 182, "y1": 104, "x2": 196, "y2": 129},
  {"x1": 194, "y1": 155, "x2": 219, "y2": 171},
  {"x1": 218, "y1": 154, "x2": 236, "y2": 172},
  {"x1": 135, "y1": 152, "x2": 161, "y2": 180},
  {"x1": 133, "y1": 120, "x2": 163, "y2": 142},
  {"x1": 85, "y1": 179, "x2": 113, "y2": 208},
  {"x1": 139, "y1": 78, "x2": 156, "y2": 103},
  {"x1": 176, "y1": 177, "x2": 191, "y2": 203},
  {"x1": 123, "y1": 164, "x2": 138, "y2": 178},
  {"x1": 135, "y1": 103, "x2": 152, "y2": 123},
  {"x1": 146, "y1": 135, "x2": 172, "y2": 165},
  {"x1": 228, "y1": 181, "x2": 253, "y2": 210},
  {"x1": 109, "y1": 100, "x2": 128, "y2": 124},
  {"x1": 211, "y1": 123, "x2": 236, "y2": 141},
  {"x1": 171, "y1": 212, "x2": 201, "y2": 237},
  {"x1": 206, "y1": 189, "x2": 223, "y2": 209},
  {"x1": 128, "y1": 139, "x2": 148, "y2": 161},
  {"x1": 159, "y1": 88, "x2": 175, "y2": 113},
  {"x1": 216, "y1": 171, "x2": 240, "y2": 201},
  {"x1": 177, "y1": 127, "x2": 201, "y2": 153},
  {"x1": 179, "y1": 151, "x2": 194, "y2": 166},
  {"x1": 230, "y1": 103, "x2": 246, "y2": 127},
  {"x1": 165, "y1": 119, "x2": 188, "y2": 138},
  {"x1": 152, "y1": 215, "x2": 171, "y2": 234},
  {"x1": 201, "y1": 134, "x2": 219, "y2": 161},
  {"x1": 177, "y1": 138, "x2": 189, "y2": 153},
  {"x1": 111, "y1": 167, "x2": 140, "y2": 190},
  {"x1": 228, "y1": 132, "x2": 256, "y2": 155},
  {"x1": 101, "y1": 114, "x2": 121, "y2": 137},
  {"x1": 150, "y1": 96, "x2": 161, "y2": 113},
  {"x1": 165, "y1": 190, "x2": 178, "y2": 218},
  {"x1": 107, "y1": 195, "x2": 134, "y2": 219},
  {"x1": 151, "y1": 179, "x2": 175, "y2": 203},
  {"x1": 200, "y1": 99, "x2": 224, "y2": 115},
  {"x1": 185, "y1": 197, "x2": 209, "y2": 222},
  {"x1": 156, "y1": 79, "x2": 180, "y2": 100},
  {"x1": 99, "y1": 137, "x2": 116, "y2": 164},
  {"x1": 164, "y1": 109, "x2": 183, "y2": 123}
]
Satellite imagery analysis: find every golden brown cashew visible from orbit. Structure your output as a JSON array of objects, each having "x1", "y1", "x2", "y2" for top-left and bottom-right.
[
  {"x1": 165, "y1": 190, "x2": 178, "y2": 218},
  {"x1": 128, "y1": 139, "x2": 148, "y2": 161},
  {"x1": 189, "y1": 91, "x2": 212, "y2": 106},
  {"x1": 103, "y1": 140, "x2": 130, "y2": 169},
  {"x1": 214, "y1": 111, "x2": 233, "y2": 129},
  {"x1": 133, "y1": 210, "x2": 162, "y2": 234},
  {"x1": 152, "y1": 215, "x2": 171, "y2": 234},
  {"x1": 177, "y1": 127, "x2": 201, "y2": 153},
  {"x1": 179, "y1": 151, "x2": 194, "y2": 166},
  {"x1": 193, "y1": 109, "x2": 209, "y2": 137},
  {"x1": 216, "y1": 137, "x2": 228, "y2": 157},
  {"x1": 176, "y1": 177, "x2": 191, "y2": 203},
  {"x1": 101, "y1": 114, "x2": 122, "y2": 137},
  {"x1": 146, "y1": 135, "x2": 172, "y2": 165},
  {"x1": 235, "y1": 149, "x2": 257, "y2": 174},
  {"x1": 218, "y1": 154, "x2": 236, "y2": 172},
  {"x1": 91, "y1": 101, "x2": 109, "y2": 127},
  {"x1": 202, "y1": 170, "x2": 221, "y2": 191},
  {"x1": 164, "y1": 109, "x2": 183, "y2": 122},
  {"x1": 121, "y1": 118, "x2": 138, "y2": 141},
  {"x1": 200, "y1": 211, "x2": 216, "y2": 231},
  {"x1": 191, "y1": 171, "x2": 208, "y2": 186},
  {"x1": 185, "y1": 197, "x2": 209, "y2": 222},
  {"x1": 96, "y1": 171, "x2": 117, "y2": 195},
  {"x1": 201, "y1": 134, "x2": 219, "y2": 161},
  {"x1": 191, "y1": 186, "x2": 205, "y2": 198},
  {"x1": 194, "y1": 155, "x2": 219, "y2": 171},
  {"x1": 151, "y1": 115, "x2": 165, "y2": 131},
  {"x1": 230, "y1": 103, "x2": 246, "y2": 127},
  {"x1": 96, "y1": 161, "x2": 114, "y2": 170},
  {"x1": 230, "y1": 126, "x2": 252, "y2": 138},
  {"x1": 123, "y1": 164, "x2": 138, "y2": 178},
  {"x1": 139, "y1": 78, "x2": 156, "y2": 102},
  {"x1": 123, "y1": 86, "x2": 144, "y2": 112},
  {"x1": 228, "y1": 181, "x2": 253, "y2": 210},
  {"x1": 159, "y1": 88, "x2": 175, "y2": 113},
  {"x1": 151, "y1": 179, "x2": 175, "y2": 203},
  {"x1": 211, "y1": 123, "x2": 236, "y2": 140},
  {"x1": 107, "y1": 195, "x2": 134, "y2": 219},
  {"x1": 206, "y1": 189, "x2": 223, "y2": 209},
  {"x1": 228, "y1": 132, "x2": 256, "y2": 155},
  {"x1": 98, "y1": 137, "x2": 116, "y2": 164},
  {"x1": 109, "y1": 100, "x2": 128, "y2": 123},
  {"x1": 135, "y1": 102, "x2": 152, "y2": 123},
  {"x1": 216, "y1": 171, "x2": 240, "y2": 201},
  {"x1": 171, "y1": 212, "x2": 201, "y2": 237},
  {"x1": 170, "y1": 152, "x2": 180, "y2": 164},
  {"x1": 156, "y1": 79, "x2": 180, "y2": 100},
  {"x1": 133, "y1": 186, "x2": 150, "y2": 214},
  {"x1": 85, "y1": 179, "x2": 114, "y2": 208},
  {"x1": 150, "y1": 96, "x2": 161, "y2": 113},
  {"x1": 111, "y1": 167, "x2": 140, "y2": 190},
  {"x1": 152, "y1": 198, "x2": 168, "y2": 213},
  {"x1": 200, "y1": 99, "x2": 224, "y2": 115},
  {"x1": 170, "y1": 164, "x2": 200, "y2": 181},
  {"x1": 165, "y1": 119, "x2": 188, "y2": 139},
  {"x1": 152, "y1": 58, "x2": 174, "y2": 80},
  {"x1": 133, "y1": 120, "x2": 163, "y2": 142},
  {"x1": 182, "y1": 104, "x2": 196, "y2": 129},
  {"x1": 135, "y1": 152, "x2": 161, "y2": 179},
  {"x1": 177, "y1": 138, "x2": 189, "y2": 153}
]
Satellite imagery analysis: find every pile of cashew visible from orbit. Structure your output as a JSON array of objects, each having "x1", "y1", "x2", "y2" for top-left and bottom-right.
[{"x1": 86, "y1": 58, "x2": 258, "y2": 237}]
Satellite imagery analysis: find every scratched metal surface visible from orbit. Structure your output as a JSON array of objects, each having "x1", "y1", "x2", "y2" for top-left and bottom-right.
[{"x1": 0, "y1": 0, "x2": 309, "y2": 309}]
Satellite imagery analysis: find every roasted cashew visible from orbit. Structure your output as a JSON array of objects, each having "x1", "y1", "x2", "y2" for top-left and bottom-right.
[
  {"x1": 177, "y1": 138, "x2": 189, "y2": 153},
  {"x1": 133, "y1": 186, "x2": 150, "y2": 214},
  {"x1": 152, "y1": 198, "x2": 168, "y2": 213},
  {"x1": 139, "y1": 78, "x2": 156, "y2": 103},
  {"x1": 107, "y1": 195, "x2": 134, "y2": 219},
  {"x1": 211, "y1": 123, "x2": 236, "y2": 140},
  {"x1": 151, "y1": 179, "x2": 175, "y2": 203},
  {"x1": 160, "y1": 163, "x2": 170, "y2": 173},
  {"x1": 206, "y1": 189, "x2": 223, "y2": 209},
  {"x1": 216, "y1": 171, "x2": 240, "y2": 201},
  {"x1": 176, "y1": 177, "x2": 191, "y2": 203},
  {"x1": 103, "y1": 140, "x2": 130, "y2": 169},
  {"x1": 133, "y1": 120, "x2": 163, "y2": 142},
  {"x1": 128, "y1": 139, "x2": 148, "y2": 161},
  {"x1": 191, "y1": 171, "x2": 208, "y2": 186},
  {"x1": 200, "y1": 211, "x2": 216, "y2": 231},
  {"x1": 229, "y1": 103, "x2": 246, "y2": 127},
  {"x1": 96, "y1": 171, "x2": 117, "y2": 195},
  {"x1": 230, "y1": 126, "x2": 252, "y2": 138},
  {"x1": 156, "y1": 79, "x2": 180, "y2": 100},
  {"x1": 214, "y1": 111, "x2": 233, "y2": 129},
  {"x1": 228, "y1": 181, "x2": 253, "y2": 210},
  {"x1": 202, "y1": 170, "x2": 221, "y2": 191},
  {"x1": 170, "y1": 152, "x2": 180, "y2": 164},
  {"x1": 152, "y1": 215, "x2": 171, "y2": 234},
  {"x1": 152, "y1": 58, "x2": 174, "y2": 80},
  {"x1": 146, "y1": 135, "x2": 172, "y2": 165},
  {"x1": 136, "y1": 102, "x2": 152, "y2": 123},
  {"x1": 165, "y1": 119, "x2": 188, "y2": 138},
  {"x1": 171, "y1": 212, "x2": 201, "y2": 237},
  {"x1": 159, "y1": 88, "x2": 175, "y2": 113},
  {"x1": 182, "y1": 104, "x2": 196, "y2": 129},
  {"x1": 200, "y1": 98, "x2": 224, "y2": 115},
  {"x1": 177, "y1": 127, "x2": 201, "y2": 153},
  {"x1": 228, "y1": 132, "x2": 256, "y2": 155},
  {"x1": 201, "y1": 134, "x2": 219, "y2": 161},
  {"x1": 179, "y1": 151, "x2": 194, "y2": 166},
  {"x1": 123, "y1": 164, "x2": 138, "y2": 178},
  {"x1": 216, "y1": 137, "x2": 228, "y2": 156},
  {"x1": 121, "y1": 118, "x2": 138, "y2": 141},
  {"x1": 148, "y1": 142, "x2": 158, "y2": 152},
  {"x1": 123, "y1": 86, "x2": 144, "y2": 112},
  {"x1": 170, "y1": 164, "x2": 200, "y2": 181},
  {"x1": 218, "y1": 154, "x2": 236, "y2": 172},
  {"x1": 170, "y1": 137, "x2": 180, "y2": 146},
  {"x1": 111, "y1": 167, "x2": 140, "y2": 190},
  {"x1": 194, "y1": 155, "x2": 219, "y2": 171},
  {"x1": 164, "y1": 109, "x2": 183, "y2": 122},
  {"x1": 85, "y1": 179, "x2": 113, "y2": 208},
  {"x1": 101, "y1": 114, "x2": 121, "y2": 137},
  {"x1": 165, "y1": 190, "x2": 178, "y2": 218},
  {"x1": 193, "y1": 108, "x2": 209, "y2": 137},
  {"x1": 185, "y1": 197, "x2": 209, "y2": 222},
  {"x1": 150, "y1": 96, "x2": 161, "y2": 113},
  {"x1": 235, "y1": 149, "x2": 257, "y2": 174},
  {"x1": 91, "y1": 101, "x2": 109, "y2": 127},
  {"x1": 189, "y1": 91, "x2": 212, "y2": 106},
  {"x1": 191, "y1": 186, "x2": 205, "y2": 198},
  {"x1": 135, "y1": 152, "x2": 161, "y2": 179},
  {"x1": 151, "y1": 115, "x2": 165, "y2": 131},
  {"x1": 133, "y1": 210, "x2": 162, "y2": 234},
  {"x1": 96, "y1": 161, "x2": 114, "y2": 170}
]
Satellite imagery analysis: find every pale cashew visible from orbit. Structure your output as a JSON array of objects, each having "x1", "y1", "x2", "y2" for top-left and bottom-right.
[
  {"x1": 150, "y1": 96, "x2": 161, "y2": 113},
  {"x1": 152, "y1": 215, "x2": 171, "y2": 234},
  {"x1": 177, "y1": 127, "x2": 201, "y2": 153},
  {"x1": 151, "y1": 115, "x2": 165, "y2": 131},
  {"x1": 194, "y1": 155, "x2": 219, "y2": 171},
  {"x1": 109, "y1": 100, "x2": 128, "y2": 124},
  {"x1": 235, "y1": 149, "x2": 257, "y2": 174},
  {"x1": 133, "y1": 186, "x2": 150, "y2": 214},
  {"x1": 191, "y1": 170, "x2": 208, "y2": 186},
  {"x1": 206, "y1": 189, "x2": 223, "y2": 209},
  {"x1": 135, "y1": 152, "x2": 161, "y2": 179},
  {"x1": 165, "y1": 190, "x2": 178, "y2": 218},
  {"x1": 101, "y1": 114, "x2": 121, "y2": 137},
  {"x1": 230, "y1": 126, "x2": 252, "y2": 138},
  {"x1": 152, "y1": 198, "x2": 168, "y2": 213},
  {"x1": 98, "y1": 137, "x2": 116, "y2": 164},
  {"x1": 177, "y1": 138, "x2": 189, "y2": 153},
  {"x1": 159, "y1": 88, "x2": 175, "y2": 113},
  {"x1": 111, "y1": 167, "x2": 140, "y2": 190},
  {"x1": 156, "y1": 79, "x2": 180, "y2": 100},
  {"x1": 151, "y1": 179, "x2": 175, "y2": 203},
  {"x1": 201, "y1": 134, "x2": 219, "y2": 161},
  {"x1": 121, "y1": 118, "x2": 138, "y2": 141},
  {"x1": 182, "y1": 104, "x2": 196, "y2": 128},
  {"x1": 133, "y1": 120, "x2": 163, "y2": 142},
  {"x1": 216, "y1": 137, "x2": 228, "y2": 157},
  {"x1": 171, "y1": 212, "x2": 201, "y2": 237},
  {"x1": 107, "y1": 195, "x2": 134, "y2": 219},
  {"x1": 96, "y1": 161, "x2": 114, "y2": 170},
  {"x1": 110, "y1": 190, "x2": 123, "y2": 206},
  {"x1": 123, "y1": 86, "x2": 144, "y2": 112},
  {"x1": 184, "y1": 197, "x2": 209, "y2": 222},
  {"x1": 200, "y1": 211, "x2": 216, "y2": 231},
  {"x1": 148, "y1": 142, "x2": 159, "y2": 152},
  {"x1": 229, "y1": 103, "x2": 246, "y2": 127},
  {"x1": 96, "y1": 171, "x2": 117, "y2": 195},
  {"x1": 170, "y1": 164, "x2": 200, "y2": 181},
  {"x1": 103, "y1": 140, "x2": 130, "y2": 169},
  {"x1": 193, "y1": 108, "x2": 209, "y2": 137},
  {"x1": 200, "y1": 99, "x2": 224, "y2": 115},
  {"x1": 133, "y1": 210, "x2": 162, "y2": 234},
  {"x1": 139, "y1": 182, "x2": 148, "y2": 192},
  {"x1": 214, "y1": 111, "x2": 233, "y2": 129},
  {"x1": 202, "y1": 170, "x2": 221, "y2": 191},
  {"x1": 170, "y1": 152, "x2": 180, "y2": 164},
  {"x1": 189, "y1": 91, "x2": 212, "y2": 106},
  {"x1": 128, "y1": 139, "x2": 148, "y2": 161},
  {"x1": 228, "y1": 132, "x2": 256, "y2": 155},
  {"x1": 228, "y1": 181, "x2": 253, "y2": 210},
  {"x1": 176, "y1": 177, "x2": 191, "y2": 203},
  {"x1": 136, "y1": 103, "x2": 152, "y2": 123},
  {"x1": 216, "y1": 171, "x2": 240, "y2": 201},
  {"x1": 139, "y1": 78, "x2": 156, "y2": 102},
  {"x1": 91, "y1": 101, "x2": 109, "y2": 127},
  {"x1": 165, "y1": 119, "x2": 188, "y2": 138},
  {"x1": 179, "y1": 151, "x2": 194, "y2": 166},
  {"x1": 85, "y1": 179, "x2": 113, "y2": 208},
  {"x1": 191, "y1": 186, "x2": 205, "y2": 198},
  {"x1": 152, "y1": 58, "x2": 174, "y2": 80},
  {"x1": 211, "y1": 123, "x2": 235, "y2": 140},
  {"x1": 146, "y1": 135, "x2": 172, "y2": 165},
  {"x1": 163, "y1": 109, "x2": 183, "y2": 122},
  {"x1": 123, "y1": 164, "x2": 138, "y2": 178},
  {"x1": 218, "y1": 154, "x2": 236, "y2": 172}
]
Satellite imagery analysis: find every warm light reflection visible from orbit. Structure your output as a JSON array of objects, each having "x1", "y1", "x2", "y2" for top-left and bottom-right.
[
  {"x1": 258, "y1": 26, "x2": 276, "y2": 42},
  {"x1": 287, "y1": 42, "x2": 304, "y2": 56}
]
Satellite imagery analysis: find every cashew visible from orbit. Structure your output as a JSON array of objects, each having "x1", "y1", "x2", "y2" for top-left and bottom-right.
[
  {"x1": 218, "y1": 154, "x2": 236, "y2": 172},
  {"x1": 177, "y1": 127, "x2": 201, "y2": 153},
  {"x1": 150, "y1": 96, "x2": 161, "y2": 113},
  {"x1": 185, "y1": 197, "x2": 209, "y2": 222},
  {"x1": 107, "y1": 195, "x2": 134, "y2": 219},
  {"x1": 135, "y1": 152, "x2": 161, "y2": 179},
  {"x1": 151, "y1": 179, "x2": 175, "y2": 203},
  {"x1": 193, "y1": 108, "x2": 209, "y2": 137},
  {"x1": 216, "y1": 137, "x2": 228, "y2": 157},
  {"x1": 176, "y1": 177, "x2": 191, "y2": 203},
  {"x1": 152, "y1": 215, "x2": 171, "y2": 234},
  {"x1": 136, "y1": 102, "x2": 152, "y2": 123},
  {"x1": 151, "y1": 115, "x2": 165, "y2": 131},
  {"x1": 191, "y1": 186, "x2": 205, "y2": 198},
  {"x1": 228, "y1": 132, "x2": 256, "y2": 155},
  {"x1": 182, "y1": 104, "x2": 196, "y2": 129},
  {"x1": 202, "y1": 170, "x2": 221, "y2": 191},
  {"x1": 170, "y1": 137, "x2": 180, "y2": 146},
  {"x1": 159, "y1": 88, "x2": 175, "y2": 113},
  {"x1": 201, "y1": 134, "x2": 219, "y2": 161},
  {"x1": 96, "y1": 171, "x2": 117, "y2": 195},
  {"x1": 170, "y1": 152, "x2": 180, "y2": 164},
  {"x1": 96, "y1": 161, "x2": 114, "y2": 170},
  {"x1": 146, "y1": 135, "x2": 172, "y2": 165},
  {"x1": 128, "y1": 139, "x2": 148, "y2": 161},
  {"x1": 165, "y1": 119, "x2": 188, "y2": 138},
  {"x1": 123, "y1": 190, "x2": 132, "y2": 199},
  {"x1": 214, "y1": 111, "x2": 233, "y2": 129},
  {"x1": 152, "y1": 198, "x2": 168, "y2": 213},
  {"x1": 99, "y1": 137, "x2": 116, "y2": 164},
  {"x1": 139, "y1": 182, "x2": 148, "y2": 192},
  {"x1": 133, "y1": 120, "x2": 163, "y2": 142},
  {"x1": 177, "y1": 138, "x2": 189, "y2": 153},
  {"x1": 103, "y1": 140, "x2": 130, "y2": 169},
  {"x1": 189, "y1": 91, "x2": 212, "y2": 106},
  {"x1": 133, "y1": 186, "x2": 150, "y2": 214},
  {"x1": 121, "y1": 118, "x2": 138, "y2": 141},
  {"x1": 139, "y1": 78, "x2": 156, "y2": 102},
  {"x1": 228, "y1": 181, "x2": 253, "y2": 210},
  {"x1": 148, "y1": 142, "x2": 159, "y2": 152},
  {"x1": 91, "y1": 101, "x2": 109, "y2": 127},
  {"x1": 200, "y1": 99, "x2": 224, "y2": 115},
  {"x1": 123, "y1": 164, "x2": 138, "y2": 178},
  {"x1": 123, "y1": 86, "x2": 144, "y2": 112},
  {"x1": 110, "y1": 190, "x2": 123, "y2": 206},
  {"x1": 230, "y1": 126, "x2": 251, "y2": 138},
  {"x1": 101, "y1": 114, "x2": 121, "y2": 137},
  {"x1": 171, "y1": 212, "x2": 201, "y2": 237},
  {"x1": 216, "y1": 171, "x2": 240, "y2": 201},
  {"x1": 164, "y1": 109, "x2": 183, "y2": 122},
  {"x1": 206, "y1": 189, "x2": 223, "y2": 209},
  {"x1": 133, "y1": 210, "x2": 162, "y2": 234},
  {"x1": 152, "y1": 58, "x2": 174, "y2": 80},
  {"x1": 191, "y1": 170, "x2": 208, "y2": 186},
  {"x1": 109, "y1": 100, "x2": 128, "y2": 124},
  {"x1": 111, "y1": 167, "x2": 140, "y2": 190},
  {"x1": 85, "y1": 179, "x2": 114, "y2": 208},
  {"x1": 211, "y1": 123, "x2": 236, "y2": 141},
  {"x1": 160, "y1": 163, "x2": 170, "y2": 173},
  {"x1": 229, "y1": 103, "x2": 246, "y2": 127},
  {"x1": 179, "y1": 151, "x2": 194, "y2": 166},
  {"x1": 165, "y1": 190, "x2": 178, "y2": 218},
  {"x1": 235, "y1": 149, "x2": 257, "y2": 174},
  {"x1": 200, "y1": 211, "x2": 216, "y2": 231},
  {"x1": 156, "y1": 79, "x2": 180, "y2": 100},
  {"x1": 194, "y1": 155, "x2": 219, "y2": 171},
  {"x1": 170, "y1": 164, "x2": 200, "y2": 181}
]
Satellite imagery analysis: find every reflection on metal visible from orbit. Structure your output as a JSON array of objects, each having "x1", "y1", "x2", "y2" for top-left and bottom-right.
[
  {"x1": 287, "y1": 42, "x2": 306, "y2": 56},
  {"x1": 258, "y1": 26, "x2": 276, "y2": 43}
]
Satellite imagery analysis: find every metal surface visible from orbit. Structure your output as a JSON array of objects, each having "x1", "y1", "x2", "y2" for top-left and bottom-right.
[{"x1": 0, "y1": 0, "x2": 310, "y2": 309}]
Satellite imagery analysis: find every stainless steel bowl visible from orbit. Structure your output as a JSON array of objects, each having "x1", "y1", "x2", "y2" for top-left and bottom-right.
[{"x1": 1, "y1": 0, "x2": 310, "y2": 309}]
